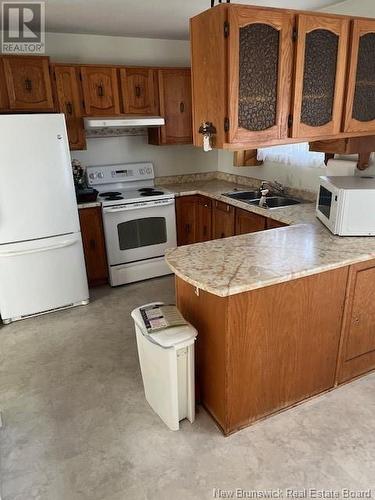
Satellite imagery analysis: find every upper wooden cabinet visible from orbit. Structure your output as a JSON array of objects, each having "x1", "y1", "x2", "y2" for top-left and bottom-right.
[
  {"x1": 292, "y1": 14, "x2": 349, "y2": 138},
  {"x1": 52, "y1": 65, "x2": 86, "y2": 150},
  {"x1": 0, "y1": 56, "x2": 54, "y2": 111},
  {"x1": 227, "y1": 6, "x2": 294, "y2": 145},
  {"x1": 120, "y1": 67, "x2": 157, "y2": 115},
  {"x1": 344, "y1": 19, "x2": 375, "y2": 134},
  {"x1": 190, "y1": 4, "x2": 375, "y2": 149},
  {"x1": 80, "y1": 66, "x2": 121, "y2": 115},
  {"x1": 149, "y1": 68, "x2": 192, "y2": 145}
]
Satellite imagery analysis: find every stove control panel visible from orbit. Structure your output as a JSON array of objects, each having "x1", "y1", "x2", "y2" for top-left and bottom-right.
[{"x1": 86, "y1": 162, "x2": 154, "y2": 186}]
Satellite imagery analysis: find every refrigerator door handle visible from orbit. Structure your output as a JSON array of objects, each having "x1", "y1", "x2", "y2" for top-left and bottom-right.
[{"x1": 0, "y1": 239, "x2": 76, "y2": 258}]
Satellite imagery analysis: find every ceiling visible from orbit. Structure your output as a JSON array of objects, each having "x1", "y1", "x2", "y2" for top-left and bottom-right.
[{"x1": 43, "y1": 0, "x2": 345, "y2": 40}]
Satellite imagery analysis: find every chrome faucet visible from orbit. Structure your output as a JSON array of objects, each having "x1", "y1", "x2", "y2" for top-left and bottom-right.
[{"x1": 260, "y1": 180, "x2": 285, "y2": 195}]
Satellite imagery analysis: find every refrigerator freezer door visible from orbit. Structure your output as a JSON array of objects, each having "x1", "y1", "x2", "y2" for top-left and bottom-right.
[
  {"x1": 0, "y1": 114, "x2": 80, "y2": 245},
  {"x1": 0, "y1": 233, "x2": 89, "y2": 322}
]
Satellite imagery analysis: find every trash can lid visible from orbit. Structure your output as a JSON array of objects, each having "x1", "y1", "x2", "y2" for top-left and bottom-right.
[{"x1": 131, "y1": 302, "x2": 197, "y2": 348}]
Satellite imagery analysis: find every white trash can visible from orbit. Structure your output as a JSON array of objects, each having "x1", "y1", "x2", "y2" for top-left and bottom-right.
[{"x1": 131, "y1": 302, "x2": 198, "y2": 431}]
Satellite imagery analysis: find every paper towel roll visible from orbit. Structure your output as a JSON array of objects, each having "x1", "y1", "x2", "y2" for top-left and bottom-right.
[{"x1": 326, "y1": 159, "x2": 357, "y2": 176}]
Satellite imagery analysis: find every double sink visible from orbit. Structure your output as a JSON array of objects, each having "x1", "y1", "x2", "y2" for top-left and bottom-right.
[{"x1": 223, "y1": 190, "x2": 304, "y2": 209}]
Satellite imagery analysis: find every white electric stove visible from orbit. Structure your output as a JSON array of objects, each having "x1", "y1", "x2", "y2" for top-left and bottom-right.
[{"x1": 87, "y1": 162, "x2": 176, "y2": 286}]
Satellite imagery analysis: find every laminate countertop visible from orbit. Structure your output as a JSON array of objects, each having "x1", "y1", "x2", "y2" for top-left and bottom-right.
[{"x1": 163, "y1": 179, "x2": 375, "y2": 297}]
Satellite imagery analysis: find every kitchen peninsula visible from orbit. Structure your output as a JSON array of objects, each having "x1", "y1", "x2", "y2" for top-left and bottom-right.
[{"x1": 165, "y1": 187, "x2": 375, "y2": 435}]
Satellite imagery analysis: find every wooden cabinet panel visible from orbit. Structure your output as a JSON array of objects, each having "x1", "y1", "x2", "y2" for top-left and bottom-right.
[
  {"x1": 120, "y1": 67, "x2": 157, "y2": 115},
  {"x1": 1, "y1": 56, "x2": 54, "y2": 111},
  {"x1": 79, "y1": 207, "x2": 108, "y2": 287},
  {"x1": 52, "y1": 65, "x2": 86, "y2": 150},
  {"x1": 338, "y1": 260, "x2": 375, "y2": 383},
  {"x1": 149, "y1": 69, "x2": 192, "y2": 145},
  {"x1": 292, "y1": 14, "x2": 349, "y2": 138},
  {"x1": 176, "y1": 266, "x2": 348, "y2": 435},
  {"x1": 176, "y1": 196, "x2": 198, "y2": 246},
  {"x1": 212, "y1": 200, "x2": 235, "y2": 239},
  {"x1": 81, "y1": 66, "x2": 121, "y2": 116},
  {"x1": 344, "y1": 19, "x2": 375, "y2": 134},
  {"x1": 196, "y1": 196, "x2": 212, "y2": 242},
  {"x1": 235, "y1": 208, "x2": 266, "y2": 235},
  {"x1": 266, "y1": 218, "x2": 289, "y2": 229},
  {"x1": 228, "y1": 6, "x2": 294, "y2": 145}
]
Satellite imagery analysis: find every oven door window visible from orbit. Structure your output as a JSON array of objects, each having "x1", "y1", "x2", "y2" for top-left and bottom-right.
[
  {"x1": 117, "y1": 217, "x2": 167, "y2": 251},
  {"x1": 318, "y1": 186, "x2": 332, "y2": 219}
]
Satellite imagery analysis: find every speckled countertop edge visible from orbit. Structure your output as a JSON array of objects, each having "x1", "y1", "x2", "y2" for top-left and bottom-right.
[{"x1": 160, "y1": 180, "x2": 375, "y2": 297}]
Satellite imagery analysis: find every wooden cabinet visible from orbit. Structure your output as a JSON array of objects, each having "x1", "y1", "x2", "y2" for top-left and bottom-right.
[
  {"x1": 191, "y1": 4, "x2": 375, "y2": 149},
  {"x1": 292, "y1": 14, "x2": 349, "y2": 138},
  {"x1": 266, "y1": 218, "x2": 289, "y2": 229},
  {"x1": 344, "y1": 19, "x2": 375, "y2": 134},
  {"x1": 227, "y1": 6, "x2": 294, "y2": 145},
  {"x1": 120, "y1": 67, "x2": 157, "y2": 115},
  {"x1": 191, "y1": 4, "x2": 293, "y2": 148},
  {"x1": 0, "y1": 56, "x2": 54, "y2": 111},
  {"x1": 177, "y1": 266, "x2": 348, "y2": 434},
  {"x1": 212, "y1": 200, "x2": 235, "y2": 239},
  {"x1": 176, "y1": 196, "x2": 198, "y2": 246},
  {"x1": 80, "y1": 66, "x2": 121, "y2": 116},
  {"x1": 176, "y1": 195, "x2": 290, "y2": 246},
  {"x1": 52, "y1": 65, "x2": 86, "y2": 150},
  {"x1": 176, "y1": 195, "x2": 212, "y2": 245},
  {"x1": 79, "y1": 207, "x2": 108, "y2": 287},
  {"x1": 338, "y1": 260, "x2": 375, "y2": 384},
  {"x1": 149, "y1": 68, "x2": 192, "y2": 145},
  {"x1": 235, "y1": 208, "x2": 266, "y2": 235},
  {"x1": 196, "y1": 196, "x2": 212, "y2": 242}
]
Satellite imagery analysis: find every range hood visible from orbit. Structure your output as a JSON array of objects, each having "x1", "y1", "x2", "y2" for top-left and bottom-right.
[{"x1": 84, "y1": 116, "x2": 165, "y2": 129}]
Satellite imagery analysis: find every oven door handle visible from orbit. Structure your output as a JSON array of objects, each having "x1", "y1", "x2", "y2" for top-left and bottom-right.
[{"x1": 103, "y1": 200, "x2": 175, "y2": 213}]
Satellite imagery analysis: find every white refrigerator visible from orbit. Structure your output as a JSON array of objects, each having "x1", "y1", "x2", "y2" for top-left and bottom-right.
[{"x1": 0, "y1": 114, "x2": 89, "y2": 324}]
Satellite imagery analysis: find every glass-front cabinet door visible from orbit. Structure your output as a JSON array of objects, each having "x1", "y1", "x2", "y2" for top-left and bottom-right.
[
  {"x1": 292, "y1": 15, "x2": 349, "y2": 139},
  {"x1": 228, "y1": 7, "x2": 294, "y2": 145},
  {"x1": 344, "y1": 20, "x2": 375, "y2": 133}
]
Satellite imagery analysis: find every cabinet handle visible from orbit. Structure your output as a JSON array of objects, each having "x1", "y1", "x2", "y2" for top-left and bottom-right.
[
  {"x1": 24, "y1": 78, "x2": 32, "y2": 92},
  {"x1": 97, "y1": 83, "x2": 104, "y2": 97},
  {"x1": 66, "y1": 102, "x2": 73, "y2": 115},
  {"x1": 203, "y1": 226, "x2": 207, "y2": 236},
  {"x1": 135, "y1": 85, "x2": 141, "y2": 97},
  {"x1": 221, "y1": 232, "x2": 225, "y2": 238},
  {"x1": 89, "y1": 239, "x2": 96, "y2": 250},
  {"x1": 353, "y1": 316, "x2": 360, "y2": 326},
  {"x1": 185, "y1": 223, "x2": 190, "y2": 233},
  {"x1": 180, "y1": 102, "x2": 185, "y2": 113}
]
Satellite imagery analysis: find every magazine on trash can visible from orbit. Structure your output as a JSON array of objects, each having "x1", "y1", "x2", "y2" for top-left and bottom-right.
[{"x1": 140, "y1": 304, "x2": 188, "y2": 333}]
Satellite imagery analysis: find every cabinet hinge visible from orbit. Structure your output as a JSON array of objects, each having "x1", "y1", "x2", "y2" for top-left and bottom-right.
[
  {"x1": 224, "y1": 117, "x2": 230, "y2": 133},
  {"x1": 224, "y1": 21, "x2": 229, "y2": 38},
  {"x1": 288, "y1": 114, "x2": 293, "y2": 128},
  {"x1": 292, "y1": 28, "x2": 298, "y2": 42}
]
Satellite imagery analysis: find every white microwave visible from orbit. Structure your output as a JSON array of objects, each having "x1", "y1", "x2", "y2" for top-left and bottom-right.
[{"x1": 316, "y1": 176, "x2": 375, "y2": 236}]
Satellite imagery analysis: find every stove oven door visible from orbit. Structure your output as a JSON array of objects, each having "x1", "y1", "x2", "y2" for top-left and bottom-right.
[{"x1": 102, "y1": 199, "x2": 177, "y2": 266}]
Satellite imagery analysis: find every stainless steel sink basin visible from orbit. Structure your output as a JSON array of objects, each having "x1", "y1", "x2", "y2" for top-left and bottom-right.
[
  {"x1": 248, "y1": 196, "x2": 302, "y2": 209},
  {"x1": 223, "y1": 190, "x2": 260, "y2": 201}
]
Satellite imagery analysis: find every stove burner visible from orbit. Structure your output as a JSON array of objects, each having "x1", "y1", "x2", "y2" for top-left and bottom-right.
[
  {"x1": 138, "y1": 188, "x2": 155, "y2": 193},
  {"x1": 100, "y1": 191, "x2": 122, "y2": 197},
  {"x1": 140, "y1": 191, "x2": 164, "y2": 197},
  {"x1": 105, "y1": 195, "x2": 124, "y2": 201}
]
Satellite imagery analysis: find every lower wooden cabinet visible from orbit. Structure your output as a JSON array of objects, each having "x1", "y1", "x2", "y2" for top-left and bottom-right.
[
  {"x1": 79, "y1": 207, "x2": 108, "y2": 287},
  {"x1": 176, "y1": 195, "x2": 212, "y2": 245},
  {"x1": 235, "y1": 208, "x2": 266, "y2": 235},
  {"x1": 266, "y1": 218, "x2": 289, "y2": 229},
  {"x1": 212, "y1": 200, "x2": 235, "y2": 239},
  {"x1": 176, "y1": 195, "x2": 289, "y2": 245},
  {"x1": 337, "y1": 259, "x2": 375, "y2": 383}
]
